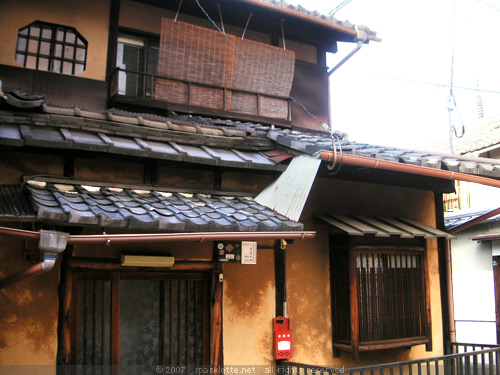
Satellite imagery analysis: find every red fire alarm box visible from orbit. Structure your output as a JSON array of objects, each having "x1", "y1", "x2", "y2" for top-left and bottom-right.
[{"x1": 273, "y1": 316, "x2": 292, "y2": 359}]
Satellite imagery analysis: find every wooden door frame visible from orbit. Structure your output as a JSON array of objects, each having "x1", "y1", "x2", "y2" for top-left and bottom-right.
[{"x1": 57, "y1": 257, "x2": 222, "y2": 367}]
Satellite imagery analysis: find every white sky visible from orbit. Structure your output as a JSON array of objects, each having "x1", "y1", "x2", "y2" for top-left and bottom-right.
[{"x1": 286, "y1": 0, "x2": 500, "y2": 151}]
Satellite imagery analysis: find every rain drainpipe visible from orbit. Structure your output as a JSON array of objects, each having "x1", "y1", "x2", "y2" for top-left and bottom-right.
[
  {"x1": 0, "y1": 230, "x2": 69, "y2": 290},
  {"x1": 328, "y1": 25, "x2": 368, "y2": 76}
]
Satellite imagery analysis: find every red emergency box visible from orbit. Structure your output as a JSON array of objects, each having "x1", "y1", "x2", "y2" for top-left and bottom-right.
[{"x1": 273, "y1": 316, "x2": 292, "y2": 359}]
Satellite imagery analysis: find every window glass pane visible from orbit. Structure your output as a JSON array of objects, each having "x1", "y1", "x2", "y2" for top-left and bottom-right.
[
  {"x1": 52, "y1": 59, "x2": 61, "y2": 73},
  {"x1": 28, "y1": 39, "x2": 39, "y2": 54},
  {"x1": 56, "y1": 29, "x2": 64, "y2": 41},
  {"x1": 77, "y1": 37, "x2": 85, "y2": 46},
  {"x1": 64, "y1": 46, "x2": 74, "y2": 59},
  {"x1": 41, "y1": 27, "x2": 52, "y2": 39},
  {"x1": 40, "y1": 41, "x2": 51, "y2": 55},
  {"x1": 26, "y1": 55, "x2": 37, "y2": 69},
  {"x1": 38, "y1": 57, "x2": 49, "y2": 71},
  {"x1": 15, "y1": 53, "x2": 25, "y2": 67},
  {"x1": 74, "y1": 63, "x2": 84, "y2": 75},
  {"x1": 62, "y1": 61, "x2": 73, "y2": 75},
  {"x1": 65, "y1": 31, "x2": 76, "y2": 44},
  {"x1": 54, "y1": 43, "x2": 62, "y2": 57},
  {"x1": 75, "y1": 47, "x2": 86, "y2": 61},
  {"x1": 17, "y1": 37, "x2": 27, "y2": 52},
  {"x1": 19, "y1": 27, "x2": 28, "y2": 36},
  {"x1": 30, "y1": 25, "x2": 40, "y2": 37},
  {"x1": 120, "y1": 280, "x2": 160, "y2": 365}
]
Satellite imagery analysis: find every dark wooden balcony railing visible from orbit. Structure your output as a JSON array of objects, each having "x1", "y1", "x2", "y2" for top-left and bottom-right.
[
  {"x1": 284, "y1": 342, "x2": 500, "y2": 375},
  {"x1": 108, "y1": 67, "x2": 292, "y2": 124}
]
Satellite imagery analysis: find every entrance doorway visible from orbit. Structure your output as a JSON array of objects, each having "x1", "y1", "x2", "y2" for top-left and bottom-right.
[{"x1": 69, "y1": 271, "x2": 210, "y2": 366}]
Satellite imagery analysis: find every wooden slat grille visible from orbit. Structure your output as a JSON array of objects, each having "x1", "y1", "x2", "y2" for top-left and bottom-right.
[
  {"x1": 356, "y1": 252, "x2": 426, "y2": 342},
  {"x1": 75, "y1": 275, "x2": 207, "y2": 366}
]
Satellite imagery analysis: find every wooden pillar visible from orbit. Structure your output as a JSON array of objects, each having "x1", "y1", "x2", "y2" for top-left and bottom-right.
[
  {"x1": 56, "y1": 245, "x2": 74, "y2": 366},
  {"x1": 210, "y1": 262, "x2": 223, "y2": 367},
  {"x1": 348, "y1": 238, "x2": 359, "y2": 360}
]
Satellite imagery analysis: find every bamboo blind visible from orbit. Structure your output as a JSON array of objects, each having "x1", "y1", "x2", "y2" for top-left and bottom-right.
[{"x1": 156, "y1": 18, "x2": 295, "y2": 119}]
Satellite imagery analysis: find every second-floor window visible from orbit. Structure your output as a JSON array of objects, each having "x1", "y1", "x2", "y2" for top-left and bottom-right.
[
  {"x1": 116, "y1": 35, "x2": 158, "y2": 97},
  {"x1": 15, "y1": 21, "x2": 87, "y2": 75}
]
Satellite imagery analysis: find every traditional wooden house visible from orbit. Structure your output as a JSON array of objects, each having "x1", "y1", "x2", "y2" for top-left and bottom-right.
[{"x1": 2, "y1": 0, "x2": 500, "y2": 373}]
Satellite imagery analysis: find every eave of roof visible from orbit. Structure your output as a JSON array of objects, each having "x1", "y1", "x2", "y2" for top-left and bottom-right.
[
  {"x1": 2, "y1": 178, "x2": 304, "y2": 232},
  {"x1": 3, "y1": 91, "x2": 500, "y2": 189},
  {"x1": 238, "y1": 0, "x2": 381, "y2": 42}
]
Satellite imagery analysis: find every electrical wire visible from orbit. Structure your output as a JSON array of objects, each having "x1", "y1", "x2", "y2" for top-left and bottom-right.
[
  {"x1": 193, "y1": 0, "x2": 348, "y2": 173},
  {"x1": 448, "y1": 0, "x2": 465, "y2": 145},
  {"x1": 193, "y1": 0, "x2": 330, "y2": 132},
  {"x1": 326, "y1": 132, "x2": 344, "y2": 175},
  {"x1": 331, "y1": 0, "x2": 353, "y2": 16}
]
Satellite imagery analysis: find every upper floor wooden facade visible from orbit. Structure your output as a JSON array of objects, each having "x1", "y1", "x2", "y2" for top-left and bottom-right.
[{"x1": 0, "y1": 0, "x2": 375, "y2": 132}]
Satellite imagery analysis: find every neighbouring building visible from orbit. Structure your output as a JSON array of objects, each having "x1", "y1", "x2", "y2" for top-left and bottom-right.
[
  {"x1": 1, "y1": 0, "x2": 500, "y2": 373},
  {"x1": 443, "y1": 115, "x2": 500, "y2": 345}
]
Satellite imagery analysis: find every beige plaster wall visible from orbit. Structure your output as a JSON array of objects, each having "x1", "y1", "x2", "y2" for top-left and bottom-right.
[{"x1": 0, "y1": 0, "x2": 110, "y2": 81}]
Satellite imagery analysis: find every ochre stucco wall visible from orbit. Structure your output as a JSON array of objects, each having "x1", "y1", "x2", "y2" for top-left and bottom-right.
[
  {"x1": 0, "y1": 223, "x2": 60, "y2": 367},
  {"x1": 286, "y1": 177, "x2": 443, "y2": 367},
  {"x1": 0, "y1": 0, "x2": 110, "y2": 81},
  {"x1": 222, "y1": 247, "x2": 276, "y2": 366},
  {"x1": 221, "y1": 177, "x2": 444, "y2": 368}
]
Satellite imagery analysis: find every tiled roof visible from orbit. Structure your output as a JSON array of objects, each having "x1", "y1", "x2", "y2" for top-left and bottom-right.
[
  {"x1": 0, "y1": 102, "x2": 285, "y2": 171},
  {"x1": 445, "y1": 209, "x2": 500, "y2": 230},
  {"x1": 16, "y1": 179, "x2": 303, "y2": 231},
  {"x1": 268, "y1": 129, "x2": 500, "y2": 179},
  {"x1": 427, "y1": 115, "x2": 500, "y2": 155},
  {"x1": 0, "y1": 185, "x2": 36, "y2": 221},
  {"x1": 2, "y1": 91, "x2": 500, "y2": 180},
  {"x1": 258, "y1": 0, "x2": 378, "y2": 39}
]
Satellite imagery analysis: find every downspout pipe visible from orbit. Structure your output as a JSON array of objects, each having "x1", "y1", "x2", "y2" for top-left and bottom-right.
[
  {"x1": 0, "y1": 230, "x2": 68, "y2": 290},
  {"x1": 328, "y1": 25, "x2": 368, "y2": 76},
  {"x1": 445, "y1": 238, "x2": 457, "y2": 348}
]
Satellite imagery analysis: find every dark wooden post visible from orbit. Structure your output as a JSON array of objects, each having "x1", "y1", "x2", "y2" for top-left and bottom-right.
[
  {"x1": 57, "y1": 245, "x2": 74, "y2": 368},
  {"x1": 349, "y1": 239, "x2": 360, "y2": 360},
  {"x1": 210, "y1": 262, "x2": 223, "y2": 367}
]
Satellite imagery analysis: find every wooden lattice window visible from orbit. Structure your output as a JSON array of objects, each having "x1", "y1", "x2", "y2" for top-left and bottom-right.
[
  {"x1": 15, "y1": 21, "x2": 87, "y2": 75},
  {"x1": 68, "y1": 271, "x2": 211, "y2": 367},
  {"x1": 330, "y1": 236, "x2": 432, "y2": 359}
]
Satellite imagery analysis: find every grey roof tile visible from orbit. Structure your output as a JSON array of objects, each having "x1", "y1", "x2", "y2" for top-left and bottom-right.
[{"x1": 18, "y1": 180, "x2": 303, "y2": 231}]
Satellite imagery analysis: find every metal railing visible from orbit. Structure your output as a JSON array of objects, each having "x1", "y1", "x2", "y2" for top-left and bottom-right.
[
  {"x1": 108, "y1": 67, "x2": 292, "y2": 120},
  {"x1": 283, "y1": 343, "x2": 500, "y2": 375}
]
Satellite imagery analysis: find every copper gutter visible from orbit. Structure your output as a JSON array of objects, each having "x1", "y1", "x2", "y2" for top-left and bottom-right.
[
  {"x1": 237, "y1": 0, "x2": 382, "y2": 42},
  {"x1": 317, "y1": 151, "x2": 500, "y2": 189},
  {"x1": 0, "y1": 226, "x2": 316, "y2": 244}
]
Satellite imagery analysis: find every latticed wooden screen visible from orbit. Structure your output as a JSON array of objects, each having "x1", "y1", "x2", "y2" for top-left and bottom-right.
[
  {"x1": 331, "y1": 240, "x2": 429, "y2": 353},
  {"x1": 72, "y1": 273, "x2": 210, "y2": 367},
  {"x1": 156, "y1": 18, "x2": 295, "y2": 119},
  {"x1": 356, "y1": 251, "x2": 427, "y2": 342}
]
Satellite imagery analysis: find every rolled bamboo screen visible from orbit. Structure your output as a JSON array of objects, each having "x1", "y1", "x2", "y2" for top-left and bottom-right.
[{"x1": 156, "y1": 18, "x2": 295, "y2": 120}]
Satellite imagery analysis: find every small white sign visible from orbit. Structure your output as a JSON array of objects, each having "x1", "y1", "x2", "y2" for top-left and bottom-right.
[{"x1": 241, "y1": 241, "x2": 257, "y2": 264}]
